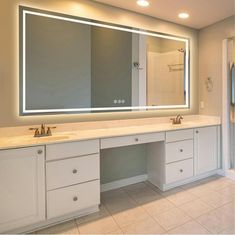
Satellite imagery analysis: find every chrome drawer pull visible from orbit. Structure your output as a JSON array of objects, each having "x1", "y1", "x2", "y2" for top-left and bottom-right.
[
  {"x1": 37, "y1": 149, "x2": 43, "y2": 154},
  {"x1": 72, "y1": 169, "x2": 78, "y2": 174},
  {"x1": 73, "y1": 196, "x2": 78, "y2": 201},
  {"x1": 135, "y1": 138, "x2": 139, "y2": 142},
  {"x1": 180, "y1": 169, "x2": 184, "y2": 173}
]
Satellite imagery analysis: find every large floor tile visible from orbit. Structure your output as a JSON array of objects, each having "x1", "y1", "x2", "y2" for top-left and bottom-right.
[
  {"x1": 168, "y1": 220, "x2": 210, "y2": 234},
  {"x1": 196, "y1": 209, "x2": 235, "y2": 233},
  {"x1": 76, "y1": 205, "x2": 120, "y2": 234},
  {"x1": 76, "y1": 205, "x2": 109, "y2": 225},
  {"x1": 121, "y1": 217, "x2": 166, "y2": 234},
  {"x1": 103, "y1": 193, "x2": 137, "y2": 214},
  {"x1": 219, "y1": 223, "x2": 235, "y2": 234},
  {"x1": 125, "y1": 185, "x2": 163, "y2": 205},
  {"x1": 102, "y1": 189, "x2": 130, "y2": 201},
  {"x1": 111, "y1": 206, "x2": 151, "y2": 228},
  {"x1": 200, "y1": 191, "x2": 233, "y2": 208},
  {"x1": 182, "y1": 183, "x2": 215, "y2": 197},
  {"x1": 77, "y1": 214, "x2": 119, "y2": 234},
  {"x1": 153, "y1": 207, "x2": 191, "y2": 231},
  {"x1": 179, "y1": 198, "x2": 213, "y2": 218},
  {"x1": 142, "y1": 197, "x2": 176, "y2": 217},
  {"x1": 214, "y1": 201, "x2": 235, "y2": 220},
  {"x1": 36, "y1": 220, "x2": 79, "y2": 234},
  {"x1": 163, "y1": 190, "x2": 197, "y2": 206},
  {"x1": 204, "y1": 177, "x2": 235, "y2": 191}
]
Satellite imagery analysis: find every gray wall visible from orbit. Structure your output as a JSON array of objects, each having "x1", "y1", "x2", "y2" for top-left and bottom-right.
[
  {"x1": 91, "y1": 26, "x2": 132, "y2": 108},
  {"x1": 25, "y1": 14, "x2": 91, "y2": 110},
  {"x1": 199, "y1": 16, "x2": 235, "y2": 116},
  {"x1": 101, "y1": 145, "x2": 147, "y2": 184}
]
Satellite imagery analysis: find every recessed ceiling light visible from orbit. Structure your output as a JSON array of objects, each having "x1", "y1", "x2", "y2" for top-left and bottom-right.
[
  {"x1": 137, "y1": 0, "x2": 150, "y2": 7},
  {"x1": 178, "y1": 12, "x2": 190, "y2": 19}
]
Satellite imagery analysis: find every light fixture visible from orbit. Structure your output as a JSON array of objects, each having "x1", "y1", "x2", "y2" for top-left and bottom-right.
[
  {"x1": 137, "y1": 0, "x2": 150, "y2": 7},
  {"x1": 178, "y1": 12, "x2": 189, "y2": 19}
]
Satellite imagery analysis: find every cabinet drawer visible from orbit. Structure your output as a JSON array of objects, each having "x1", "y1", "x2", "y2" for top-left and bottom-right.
[
  {"x1": 166, "y1": 140, "x2": 193, "y2": 164},
  {"x1": 47, "y1": 180, "x2": 100, "y2": 219},
  {"x1": 165, "y1": 159, "x2": 193, "y2": 184},
  {"x1": 166, "y1": 129, "x2": 193, "y2": 143},
  {"x1": 101, "y1": 132, "x2": 165, "y2": 149},
  {"x1": 46, "y1": 154, "x2": 100, "y2": 191},
  {"x1": 46, "y1": 139, "x2": 99, "y2": 161}
]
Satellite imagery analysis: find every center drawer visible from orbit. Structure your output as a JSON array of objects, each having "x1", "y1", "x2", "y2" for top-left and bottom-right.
[
  {"x1": 46, "y1": 154, "x2": 100, "y2": 191},
  {"x1": 101, "y1": 132, "x2": 165, "y2": 149},
  {"x1": 166, "y1": 140, "x2": 193, "y2": 164}
]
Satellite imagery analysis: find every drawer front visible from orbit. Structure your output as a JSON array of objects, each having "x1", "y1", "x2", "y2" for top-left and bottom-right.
[
  {"x1": 46, "y1": 139, "x2": 99, "y2": 161},
  {"x1": 166, "y1": 129, "x2": 193, "y2": 143},
  {"x1": 47, "y1": 180, "x2": 100, "y2": 219},
  {"x1": 46, "y1": 154, "x2": 100, "y2": 191},
  {"x1": 165, "y1": 159, "x2": 193, "y2": 184},
  {"x1": 101, "y1": 132, "x2": 165, "y2": 149},
  {"x1": 166, "y1": 140, "x2": 193, "y2": 164}
]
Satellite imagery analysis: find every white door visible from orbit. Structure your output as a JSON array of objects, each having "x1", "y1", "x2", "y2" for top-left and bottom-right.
[
  {"x1": 194, "y1": 126, "x2": 218, "y2": 175},
  {"x1": 0, "y1": 146, "x2": 45, "y2": 233}
]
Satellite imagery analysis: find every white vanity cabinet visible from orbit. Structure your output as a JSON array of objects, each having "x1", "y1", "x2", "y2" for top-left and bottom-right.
[
  {"x1": 46, "y1": 140, "x2": 100, "y2": 219},
  {"x1": 148, "y1": 126, "x2": 220, "y2": 190},
  {"x1": 194, "y1": 126, "x2": 219, "y2": 175},
  {"x1": 0, "y1": 146, "x2": 45, "y2": 233},
  {"x1": 0, "y1": 121, "x2": 221, "y2": 233}
]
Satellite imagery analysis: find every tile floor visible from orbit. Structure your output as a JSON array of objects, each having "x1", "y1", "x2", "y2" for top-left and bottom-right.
[{"x1": 36, "y1": 175, "x2": 235, "y2": 234}]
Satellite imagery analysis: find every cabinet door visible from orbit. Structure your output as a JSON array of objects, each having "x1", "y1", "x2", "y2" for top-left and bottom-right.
[
  {"x1": 0, "y1": 147, "x2": 45, "y2": 233},
  {"x1": 194, "y1": 126, "x2": 218, "y2": 175}
]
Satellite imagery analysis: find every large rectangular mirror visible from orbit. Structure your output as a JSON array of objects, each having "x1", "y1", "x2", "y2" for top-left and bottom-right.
[{"x1": 19, "y1": 6, "x2": 190, "y2": 115}]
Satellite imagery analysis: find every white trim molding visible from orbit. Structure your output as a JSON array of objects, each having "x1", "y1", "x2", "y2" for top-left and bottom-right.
[{"x1": 101, "y1": 174, "x2": 148, "y2": 192}]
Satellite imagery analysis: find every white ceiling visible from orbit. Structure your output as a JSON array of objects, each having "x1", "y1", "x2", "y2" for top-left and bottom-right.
[{"x1": 94, "y1": 0, "x2": 235, "y2": 29}]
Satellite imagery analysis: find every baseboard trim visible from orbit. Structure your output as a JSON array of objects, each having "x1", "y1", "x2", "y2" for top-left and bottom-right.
[
  {"x1": 9, "y1": 205, "x2": 99, "y2": 234},
  {"x1": 101, "y1": 174, "x2": 148, "y2": 192}
]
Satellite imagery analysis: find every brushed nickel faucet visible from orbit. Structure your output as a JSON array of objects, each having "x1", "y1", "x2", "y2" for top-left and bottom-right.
[
  {"x1": 170, "y1": 115, "x2": 183, "y2": 125},
  {"x1": 29, "y1": 124, "x2": 56, "y2": 137}
]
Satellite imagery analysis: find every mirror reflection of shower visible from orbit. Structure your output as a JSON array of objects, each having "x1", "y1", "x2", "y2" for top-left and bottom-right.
[{"x1": 147, "y1": 37, "x2": 186, "y2": 106}]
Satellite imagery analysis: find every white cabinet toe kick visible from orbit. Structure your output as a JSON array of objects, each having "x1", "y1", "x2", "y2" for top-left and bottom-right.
[{"x1": 0, "y1": 125, "x2": 221, "y2": 233}]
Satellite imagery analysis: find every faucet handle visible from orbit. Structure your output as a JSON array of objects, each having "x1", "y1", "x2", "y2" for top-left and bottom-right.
[
  {"x1": 46, "y1": 126, "x2": 56, "y2": 136},
  {"x1": 29, "y1": 127, "x2": 40, "y2": 137},
  {"x1": 170, "y1": 118, "x2": 176, "y2": 125},
  {"x1": 177, "y1": 115, "x2": 183, "y2": 124}
]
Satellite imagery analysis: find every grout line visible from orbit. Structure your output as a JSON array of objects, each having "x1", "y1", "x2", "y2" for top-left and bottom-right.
[{"x1": 101, "y1": 201, "x2": 125, "y2": 233}]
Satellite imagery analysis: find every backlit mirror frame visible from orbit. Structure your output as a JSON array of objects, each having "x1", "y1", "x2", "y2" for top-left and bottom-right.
[{"x1": 20, "y1": 6, "x2": 190, "y2": 115}]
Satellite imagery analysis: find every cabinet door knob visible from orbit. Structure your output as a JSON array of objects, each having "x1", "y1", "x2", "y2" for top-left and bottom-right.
[
  {"x1": 180, "y1": 149, "x2": 183, "y2": 153},
  {"x1": 135, "y1": 138, "x2": 139, "y2": 142},
  {"x1": 196, "y1": 130, "x2": 199, "y2": 134},
  {"x1": 180, "y1": 169, "x2": 184, "y2": 173},
  {"x1": 37, "y1": 149, "x2": 43, "y2": 154},
  {"x1": 72, "y1": 169, "x2": 78, "y2": 174},
  {"x1": 73, "y1": 196, "x2": 78, "y2": 202}
]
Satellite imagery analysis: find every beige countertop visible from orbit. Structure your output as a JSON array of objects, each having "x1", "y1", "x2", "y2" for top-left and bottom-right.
[{"x1": 0, "y1": 115, "x2": 221, "y2": 150}]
